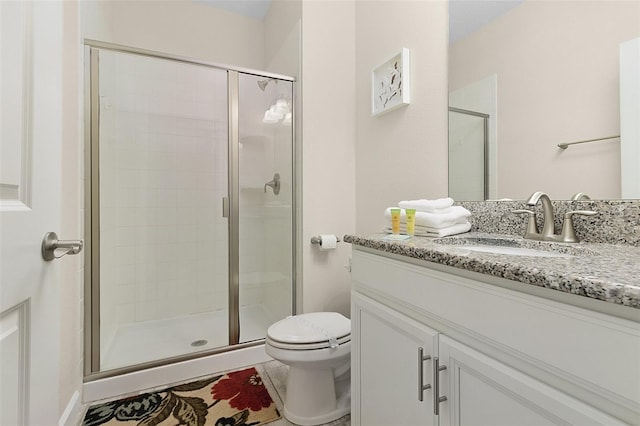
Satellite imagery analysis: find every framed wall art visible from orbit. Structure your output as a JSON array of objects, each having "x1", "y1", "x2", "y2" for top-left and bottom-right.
[{"x1": 372, "y1": 48, "x2": 410, "y2": 116}]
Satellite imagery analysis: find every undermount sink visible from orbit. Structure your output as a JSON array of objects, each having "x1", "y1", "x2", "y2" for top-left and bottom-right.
[
  {"x1": 455, "y1": 244, "x2": 572, "y2": 258},
  {"x1": 433, "y1": 236, "x2": 595, "y2": 258}
]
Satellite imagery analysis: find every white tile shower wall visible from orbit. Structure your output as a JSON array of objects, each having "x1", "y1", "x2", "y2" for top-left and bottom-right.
[{"x1": 98, "y1": 51, "x2": 229, "y2": 355}]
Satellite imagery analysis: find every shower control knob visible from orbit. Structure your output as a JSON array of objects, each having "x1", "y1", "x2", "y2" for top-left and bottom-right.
[{"x1": 264, "y1": 173, "x2": 281, "y2": 195}]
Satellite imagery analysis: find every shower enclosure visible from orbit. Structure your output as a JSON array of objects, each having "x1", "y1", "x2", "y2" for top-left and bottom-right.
[
  {"x1": 84, "y1": 42, "x2": 295, "y2": 376},
  {"x1": 448, "y1": 107, "x2": 489, "y2": 201}
]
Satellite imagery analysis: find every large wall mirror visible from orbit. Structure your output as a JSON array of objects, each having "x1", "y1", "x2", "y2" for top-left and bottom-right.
[{"x1": 448, "y1": 0, "x2": 639, "y2": 201}]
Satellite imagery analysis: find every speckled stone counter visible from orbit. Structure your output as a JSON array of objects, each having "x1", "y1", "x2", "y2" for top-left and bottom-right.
[
  {"x1": 458, "y1": 199, "x2": 640, "y2": 246},
  {"x1": 344, "y1": 232, "x2": 640, "y2": 310}
]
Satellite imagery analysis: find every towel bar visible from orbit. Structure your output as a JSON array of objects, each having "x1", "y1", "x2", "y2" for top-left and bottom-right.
[{"x1": 557, "y1": 135, "x2": 620, "y2": 150}]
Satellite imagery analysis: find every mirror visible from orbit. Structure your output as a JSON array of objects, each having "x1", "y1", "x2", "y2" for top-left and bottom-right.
[{"x1": 448, "y1": 0, "x2": 640, "y2": 200}]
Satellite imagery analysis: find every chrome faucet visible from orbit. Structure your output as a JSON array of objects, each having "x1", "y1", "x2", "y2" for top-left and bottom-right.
[
  {"x1": 526, "y1": 191, "x2": 556, "y2": 239},
  {"x1": 512, "y1": 191, "x2": 597, "y2": 243},
  {"x1": 571, "y1": 192, "x2": 591, "y2": 201}
]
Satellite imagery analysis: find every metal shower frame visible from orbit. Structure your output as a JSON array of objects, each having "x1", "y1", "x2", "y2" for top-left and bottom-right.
[
  {"x1": 448, "y1": 106, "x2": 490, "y2": 201},
  {"x1": 83, "y1": 39, "x2": 297, "y2": 381}
]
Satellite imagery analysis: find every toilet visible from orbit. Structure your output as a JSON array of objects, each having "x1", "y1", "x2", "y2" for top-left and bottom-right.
[{"x1": 265, "y1": 312, "x2": 351, "y2": 426}]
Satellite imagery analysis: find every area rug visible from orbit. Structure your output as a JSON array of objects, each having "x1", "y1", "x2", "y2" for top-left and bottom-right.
[{"x1": 82, "y1": 366, "x2": 281, "y2": 426}]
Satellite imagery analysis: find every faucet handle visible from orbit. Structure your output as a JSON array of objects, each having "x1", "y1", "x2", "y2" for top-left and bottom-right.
[
  {"x1": 560, "y1": 210, "x2": 597, "y2": 242},
  {"x1": 511, "y1": 209, "x2": 539, "y2": 236},
  {"x1": 565, "y1": 210, "x2": 597, "y2": 217}
]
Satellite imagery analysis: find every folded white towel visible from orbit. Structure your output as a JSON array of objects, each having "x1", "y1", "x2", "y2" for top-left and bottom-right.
[
  {"x1": 385, "y1": 207, "x2": 471, "y2": 229},
  {"x1": 384, "y1": 221, "x2": 471, "y2": 238},
  {"x1": 399, "y1": 198, "x2": 454, "y2": 213}
]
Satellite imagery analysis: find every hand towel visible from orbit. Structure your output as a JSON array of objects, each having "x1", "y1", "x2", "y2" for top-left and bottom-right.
[
  {"x1": 399, "y1": 198, "x2": 454, "y2": 213},
  {"x1": 384, "y1": 221, "x2": 471, "y2": 238},
  {"x1": 384, "y1": 207, "x2": 471, "y2": 229}
]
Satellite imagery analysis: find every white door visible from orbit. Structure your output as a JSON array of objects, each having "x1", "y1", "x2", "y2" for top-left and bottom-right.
[
  {"x1": 351, "y1": 292, "x2": 439, "y2": 426},
  {"x1": 1, "y1": 2, "x2": 65, "y2": 424},
  {"x1": 437, "y1": 335, "x2": 624, "y2": 426}
]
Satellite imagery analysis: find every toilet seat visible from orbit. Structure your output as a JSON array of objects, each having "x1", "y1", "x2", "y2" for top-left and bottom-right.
[
  {"x1": 267, "y1": 335, "x2": 351, "y2": 350},
  {"x1": 267, "y1": 312, "x2": 351, "y2": 350}
]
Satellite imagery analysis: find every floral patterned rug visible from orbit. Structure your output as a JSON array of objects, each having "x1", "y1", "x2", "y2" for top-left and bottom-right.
[{"x1": 82, "y1": 366, "x2": 281, "y2": 426}]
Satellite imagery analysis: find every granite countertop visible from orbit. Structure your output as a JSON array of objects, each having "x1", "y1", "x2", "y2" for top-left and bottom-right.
[{"x1": 344, "y1": 232, "x2": 640, "y2": 310}]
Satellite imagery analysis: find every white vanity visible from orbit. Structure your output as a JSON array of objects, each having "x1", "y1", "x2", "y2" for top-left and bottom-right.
[{"x1": 348, "y1": 236, "x2": 640, "y2": 426}]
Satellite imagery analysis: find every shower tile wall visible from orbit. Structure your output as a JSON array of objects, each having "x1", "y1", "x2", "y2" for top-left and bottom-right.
[{"x1": 98, "y1": 52, "x2": 229, "y2": 351}]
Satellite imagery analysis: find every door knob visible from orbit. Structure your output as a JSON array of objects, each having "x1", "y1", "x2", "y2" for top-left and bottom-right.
[{"x1": 41, "y1": 232, "x2": 83, "y2": 261}]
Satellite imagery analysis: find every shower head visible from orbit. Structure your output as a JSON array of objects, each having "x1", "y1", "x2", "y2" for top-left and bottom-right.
[{"x1": 257, "y1": 78, "x2": 276, "y2": 91}]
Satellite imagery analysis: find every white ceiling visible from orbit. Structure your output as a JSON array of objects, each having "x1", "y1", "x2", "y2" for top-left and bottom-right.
[
  {"x1": 449, "y1": 0, "x2": 525, "y2": 44},
  {"x1": 195, "y1": 0, "x2": 272, "y2": 20}
]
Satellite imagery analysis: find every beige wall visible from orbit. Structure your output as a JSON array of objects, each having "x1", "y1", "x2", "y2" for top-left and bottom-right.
[
  {"x1": 82, "y1": 0, "x2": 265, "y2": 70},
  {"x1": 264, "y1": 0, "x2": 302, "y2": 77},
  {"x1": 355, "y1": 0, "x2": 449, "y2": 233},
  {"x1": 297, "y1": 0, "x2": 450, "y2": 314},
  {"x1": 300, "y1": 0, "x2": 356, "y2": 316},
  {"x1": 450, "y1": 0, "x2": 640, "y2": 200}
]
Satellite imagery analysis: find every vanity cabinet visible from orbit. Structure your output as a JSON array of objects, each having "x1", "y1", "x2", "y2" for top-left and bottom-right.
[
  {"x1": 350, "y1": 249, "x2": 639, "y2": 426},
  {"x1": 352, "y1": 293, "x2": 438, "y2": 426}
]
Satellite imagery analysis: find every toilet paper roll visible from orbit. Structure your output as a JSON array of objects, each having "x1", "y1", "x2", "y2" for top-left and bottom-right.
[{"x1": 319, "y1": 234, "x2": 338, "y2": 251}]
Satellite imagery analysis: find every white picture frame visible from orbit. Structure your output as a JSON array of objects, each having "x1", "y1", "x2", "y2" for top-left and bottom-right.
[{"x1": 372, "y1": 48, "x2": 410, "y2": 116}]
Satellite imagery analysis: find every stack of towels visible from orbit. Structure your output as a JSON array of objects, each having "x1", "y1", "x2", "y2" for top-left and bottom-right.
[{"x1": 384, "y1": 198, "x2": 472, "y2": 237}]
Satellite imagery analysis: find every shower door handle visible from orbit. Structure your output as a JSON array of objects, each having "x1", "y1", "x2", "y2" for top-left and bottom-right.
[{"x1": 222, "y1": 197, "x2": 229, "y2": 218}]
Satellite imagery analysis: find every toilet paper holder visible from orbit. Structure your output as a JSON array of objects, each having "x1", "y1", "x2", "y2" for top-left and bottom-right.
[{"x1": 310, "y1": 235, "x2": 341, "y2": 245}]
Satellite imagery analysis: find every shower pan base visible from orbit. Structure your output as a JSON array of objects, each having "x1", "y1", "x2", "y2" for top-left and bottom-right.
[{"x1": 101, "y1": 305, "x2": 273, "y2": 370}]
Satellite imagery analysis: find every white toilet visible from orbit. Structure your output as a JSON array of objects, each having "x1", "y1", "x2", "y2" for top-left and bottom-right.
[{"x1": 265, "y1": 312, "x2": 351, "y2": 426}]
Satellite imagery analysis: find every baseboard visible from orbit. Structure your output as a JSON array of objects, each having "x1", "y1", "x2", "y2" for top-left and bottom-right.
[{"x1": 59, "y1": 390, "x2": 84, "y2": 426}]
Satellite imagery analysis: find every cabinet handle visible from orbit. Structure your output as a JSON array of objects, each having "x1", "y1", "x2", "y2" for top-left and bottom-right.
[
  {"x1": 433, "y1": 356, "x2": 447, "y2": 415},
  {"x1": 418, "y1": 347, "x2": 432, "y2": 401}
]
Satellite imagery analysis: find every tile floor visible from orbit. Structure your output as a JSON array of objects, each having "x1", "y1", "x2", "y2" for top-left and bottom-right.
[{"x1": 257, "y1": 360, "x2": 351, "y2": 426}]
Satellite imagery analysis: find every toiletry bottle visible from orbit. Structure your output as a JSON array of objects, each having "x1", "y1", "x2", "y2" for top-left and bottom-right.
[
  {"x1": 390, "y1": 208, "x2": 401, "y2": 234},
  {"x1": 405, "y1": 209, "x2": 416, "y2": 236}
]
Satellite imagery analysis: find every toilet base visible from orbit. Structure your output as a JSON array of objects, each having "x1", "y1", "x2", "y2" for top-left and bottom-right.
[{"x1": 282, "y1": 366, "x2": 351, "y2": 426}]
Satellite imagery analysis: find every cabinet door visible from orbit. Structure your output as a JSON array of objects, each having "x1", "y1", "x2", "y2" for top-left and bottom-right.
[
  {"x1": 437, "y1": 335, "x2": 625, "y2": 426},
  {"x1": 352, "y1": 292, "x2": 439, "y2": 426}
]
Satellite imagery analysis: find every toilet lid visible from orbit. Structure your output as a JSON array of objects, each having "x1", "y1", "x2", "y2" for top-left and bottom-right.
[{"x1": 267, "y1": 312, "x2": 351, "y2": 345}]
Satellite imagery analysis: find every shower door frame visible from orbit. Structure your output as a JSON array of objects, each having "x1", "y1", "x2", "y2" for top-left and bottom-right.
[
  {"x1": 83, "y1": 40, "x2": 297, "y2": 381},
  {"x1": 448, "y1": 106, "x2": 490, "y2": 201}
]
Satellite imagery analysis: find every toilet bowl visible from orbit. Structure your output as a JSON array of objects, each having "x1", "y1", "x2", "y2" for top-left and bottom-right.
[{"x1": 265, "y1": 312, "x2": 351, "y2": 426}]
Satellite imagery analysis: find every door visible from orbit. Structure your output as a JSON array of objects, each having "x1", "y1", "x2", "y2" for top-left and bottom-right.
[
  {"x1": 90, "y1": 48, "x2": 231, "y2": 371},
  {"x1": 1, "y1": 1, "x2": 66, "y2": 425},
  {"x1": 351, "y1": 292, "x2": 439, "y2": 426},
  {"x1": 437, "y1": 335, "x2": 623, "y2": 426},
  {"x1": 236, "y1": 73, "x2": 294, "y2": 344}
]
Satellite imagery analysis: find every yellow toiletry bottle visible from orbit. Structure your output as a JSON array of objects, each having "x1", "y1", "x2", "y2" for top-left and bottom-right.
[
  {"x1": 405, "y1": 209, "x2": 416, "y2": 236},
  {"x1": 390, "y1": 208, "x2": 401, "y2": 234}
]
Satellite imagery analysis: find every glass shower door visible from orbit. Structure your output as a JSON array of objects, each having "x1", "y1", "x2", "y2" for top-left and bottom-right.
[
  {"x1": 95, "y1": 49, "x2": 230, "y2": 370},
  {"x1": 236, "y1": 73, "x2": 294, "y2": 343},
  {"x1": 448, "y1": 108, "x2": 489, "y2": 201},
  {"x1": 88, "y1": 45, "x2": 296, "y2": 375}
]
